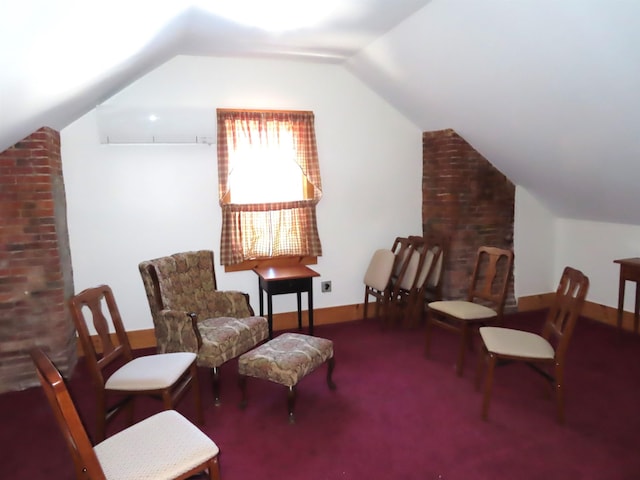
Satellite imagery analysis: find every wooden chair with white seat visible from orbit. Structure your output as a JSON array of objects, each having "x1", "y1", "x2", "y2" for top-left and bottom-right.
[
  {"x1": 476, "y1": 266, "x2": 589, "y2": 423},
  {"x1": 69, "y1": 284, "x2": 203, "y2": 442},
  {"x1": 30, "y1": 347, "x2": 221, "y2": 480},
  {"x1": 425, "y1": 246, "x2": 514, "y2": 376}
]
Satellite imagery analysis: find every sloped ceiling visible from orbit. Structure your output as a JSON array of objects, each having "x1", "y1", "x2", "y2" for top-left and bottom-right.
[{"x1": 3, "y1": 0, "x2": 640, "y2": 225}]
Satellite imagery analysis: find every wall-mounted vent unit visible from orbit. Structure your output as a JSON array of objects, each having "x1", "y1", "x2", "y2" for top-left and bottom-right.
[{"x1": 96, "y1": 105, "x2": 216, "y2": 145}]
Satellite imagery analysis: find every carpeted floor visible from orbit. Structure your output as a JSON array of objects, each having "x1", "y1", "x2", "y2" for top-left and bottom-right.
[{"x1": 2, "y1": 311, "x2": 640, "y2": 479}]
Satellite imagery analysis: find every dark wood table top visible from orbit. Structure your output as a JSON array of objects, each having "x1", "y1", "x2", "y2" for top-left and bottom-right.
[
  {"x1": 614, "y1": 257, "x2": 640, "y2": 267},
  {"x1": 253, "y1": 265, "x2": 320, "y2": 281}
]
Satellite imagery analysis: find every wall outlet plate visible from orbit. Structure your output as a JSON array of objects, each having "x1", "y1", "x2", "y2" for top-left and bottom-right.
[{"x1": 321, "y1": 281, "x2": 332, "y2": 292}]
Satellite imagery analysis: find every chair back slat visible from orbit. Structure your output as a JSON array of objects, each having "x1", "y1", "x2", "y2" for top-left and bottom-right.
[
  {"x1": 543, "y1": 266, "x2": 590, "y2": 359},
  {"x1": 69, "y1": 285, "x2": 133, "y2": 388},
  {"x1": 30, "y1": 348, "x2": 105, "y2": 480},
  {"x1": 416, "y1": 232, "x2": 448, "y2": 301},
  {"x1": 468, "y1": 246, "x2": 514, "y2": 319},
  {"x1": 390, "y1": 236, "x2": 421, "y2": 293}
]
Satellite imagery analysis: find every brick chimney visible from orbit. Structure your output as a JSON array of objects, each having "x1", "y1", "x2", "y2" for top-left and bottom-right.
[
  {"x1": 0, "y1": 127, "x2": 76, "y2": 393},
  {"x1": 422, "y1": 129, "x2": 515, "y2": 309}
]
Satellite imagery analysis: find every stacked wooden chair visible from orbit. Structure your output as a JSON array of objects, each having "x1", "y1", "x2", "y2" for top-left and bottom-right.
[
  {"x1": 364, "y1": 233, "x2": 447, "y2": 327},
  {"x1": 389, "y1": 234, "x2": 447, "y2": 328}
]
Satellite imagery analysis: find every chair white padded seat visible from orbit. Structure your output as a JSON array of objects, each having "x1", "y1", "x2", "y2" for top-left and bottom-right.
[
  {"x1": 94, "y1": 410, "x2": 219, "y2": 480},
  {"x1": 105, "y1": 352, "x2": 198, "y2": 391},
  {"x1": 479, "y1": 326, "x2": 555, "y2": 359},
  {"x1": 428, "y1": 300, "x2": 497, "y2": 320}
]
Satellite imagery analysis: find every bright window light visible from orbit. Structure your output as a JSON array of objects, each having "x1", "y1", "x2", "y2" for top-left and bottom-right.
[{"x1": 228, "y1": 127, "x2": 303, "y2": 203}]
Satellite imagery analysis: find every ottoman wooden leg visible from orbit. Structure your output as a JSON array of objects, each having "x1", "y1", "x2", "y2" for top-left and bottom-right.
[
  {"x1": 287, "y1": 386, "x2": 297, "y2": 424},
  {"x1": 212, "y1": 367, "x2": 222, "y2": 406},
  {"x1": 327, "y1": 357, "x2": 337, "y2": 390},
  {"x1": 239, "y1": 375, "x2": 248, "y2": 409}
]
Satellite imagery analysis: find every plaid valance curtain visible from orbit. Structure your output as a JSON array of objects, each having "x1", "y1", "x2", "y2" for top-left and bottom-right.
[{"x1": 217, "y1": 109, "x2": 323, "y2": 266}]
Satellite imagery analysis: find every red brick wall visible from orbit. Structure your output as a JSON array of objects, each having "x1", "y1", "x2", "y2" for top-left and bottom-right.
[
  {"x1": 422, "y1": 129, "x2": 515, "y2": 309},
  {"x1": 0, "y1": 127, "x2": 76, "y2": 393}
]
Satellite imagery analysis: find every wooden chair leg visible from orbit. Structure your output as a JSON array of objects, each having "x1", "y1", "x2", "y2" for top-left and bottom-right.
[
  {"x1": 482, "y1": 353, "x2": 497, "y2": 421},
  {"x1": 555, "y1": 364, "x2": 565, "y2": 424},
  {"x1": 207, "y1": 456, "x2": 222, "y2": 480},
  {"x1": 162, "y1": 390, "x2": 173, "y2": 410},
  {"x1": 475, "y1": 345, "x2": 487, "y2": 392},
  {"x1": 211, "y1": 367, "x2": 221, "y2": 406},
  {"x1": 124, "y1": 396, "x2": 135, "y2": 428},
  {"x1": 97, "y1": 394, "x2": 107, "y2": 442},
  {"x1": 424, "y1": 314, "x2": 433, "y2": 357},
  {"x1": 363, "y1": 291, "x2": 370, "y2": 319},
  {"x1": 456, "y1": 324, "x2": 469, "y2": 376},
  {"x1": 191, "y1": 363, "x2": 204, "y2": 425}
]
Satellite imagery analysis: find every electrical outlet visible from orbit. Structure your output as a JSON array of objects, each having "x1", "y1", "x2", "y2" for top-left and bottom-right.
[{"x1": 321, "y1": 281, "x2": 332, "y2": 292}]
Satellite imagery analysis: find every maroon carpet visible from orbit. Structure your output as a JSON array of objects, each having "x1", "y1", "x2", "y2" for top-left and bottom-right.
[{"x1": 2, "y1": 312, "x2": 640, "y2": 479}]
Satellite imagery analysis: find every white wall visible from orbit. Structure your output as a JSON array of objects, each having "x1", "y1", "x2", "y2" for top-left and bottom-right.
[
  {"x1": 62, "y1": 55, "x2": 640, "y2": 333},
  {"x1": 555, "y1": 218, "x2": 640, "y2": 311},
  {"x1": 513, "y1": 186, "x2": 556, "y2": 299},
  {"x1": 61, "y1": 55, "x2": 423, "y2": 332},
  {"x1": 515, "y1": 185, "x2": 640, "y2": 313}
]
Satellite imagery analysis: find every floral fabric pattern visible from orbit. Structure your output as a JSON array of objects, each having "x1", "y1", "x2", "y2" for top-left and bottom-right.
[
  {"x1": 198, "y1": 316, "x2": 269, "y2": 368},
  {"x1": 238, "y1": 333, "x2": 333, "y2": 387},
  {"x1": 138, "y1": 250, "x2": 268, "y2": 367}
]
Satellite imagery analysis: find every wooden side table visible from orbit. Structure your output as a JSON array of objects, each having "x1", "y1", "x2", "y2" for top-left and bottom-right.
[
  {"x1": 614, "y1": 257, "x2": 640, "y2": 334},
  {"x1": 253, "y1": 265, "x2": 320, "y2": 338}
]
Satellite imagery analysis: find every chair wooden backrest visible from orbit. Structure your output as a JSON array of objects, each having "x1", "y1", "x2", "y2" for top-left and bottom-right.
[
  {"x1": 420, "y1": 232, "x2": 449, "y2": 302},
  {"x1": 69, "y1": 284, "x2": 133, "y2": 389},
  {"x1": 410, "y1": 234, "x2": 446, "y2": 298},
  {"x1": 30, "y1": 348, "x2": 106, "y2": 479},
  {"x1": 467, "y1": 246, "x2": 514, "y2": 320},
  {"x1": 390, "y1": 236, "x2": 421, "y2": 292},
  {"x1": 542, "y1": 266, "x2": 590, "y2": 362}
]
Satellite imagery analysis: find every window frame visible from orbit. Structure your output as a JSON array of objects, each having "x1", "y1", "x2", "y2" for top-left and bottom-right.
[{"x1": 216, "y1": 108, "x2": 323, "y2": 271}]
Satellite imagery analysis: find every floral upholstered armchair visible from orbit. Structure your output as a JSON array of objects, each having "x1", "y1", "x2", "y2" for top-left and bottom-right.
[{"x1": 139, "y1": 250, "x2": 268, "y2": 404}]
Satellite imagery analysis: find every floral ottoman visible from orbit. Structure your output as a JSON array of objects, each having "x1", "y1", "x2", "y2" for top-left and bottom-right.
[{"x1": 238, "y1": 332, "x2": 336, "y2": 423}]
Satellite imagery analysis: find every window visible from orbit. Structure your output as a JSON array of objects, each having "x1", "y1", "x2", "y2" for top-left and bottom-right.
[{"x1": 216, "y1": 109, "x2": 323, "y2": 267}]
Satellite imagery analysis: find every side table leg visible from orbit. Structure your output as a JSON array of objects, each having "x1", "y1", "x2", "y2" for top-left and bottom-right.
[
  {"x1": 635, "y1": 282, "x2": 640, "y2": 334},
  {"x1": 297, "y1": 291, "x2": 302, "y2": 330},
  {"x1": 267, "y1": 293, "x2": 273, "y2": 339},
  {"x1": 308, "y1": 287, "x2": 314, "y2": 336},
  {"x1": 617, "y1": 275, "x2": 625, "y2": 334}
]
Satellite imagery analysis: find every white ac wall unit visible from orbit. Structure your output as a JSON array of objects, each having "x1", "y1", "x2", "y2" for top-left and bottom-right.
[{"x1": 96, "y1": 105, "x2": 216, "y2": 145}]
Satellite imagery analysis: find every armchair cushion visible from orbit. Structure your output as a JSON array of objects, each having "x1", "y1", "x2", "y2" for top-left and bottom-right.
[{"x1": 197, "y1": 316, "x2": 269, "y2": 368}]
